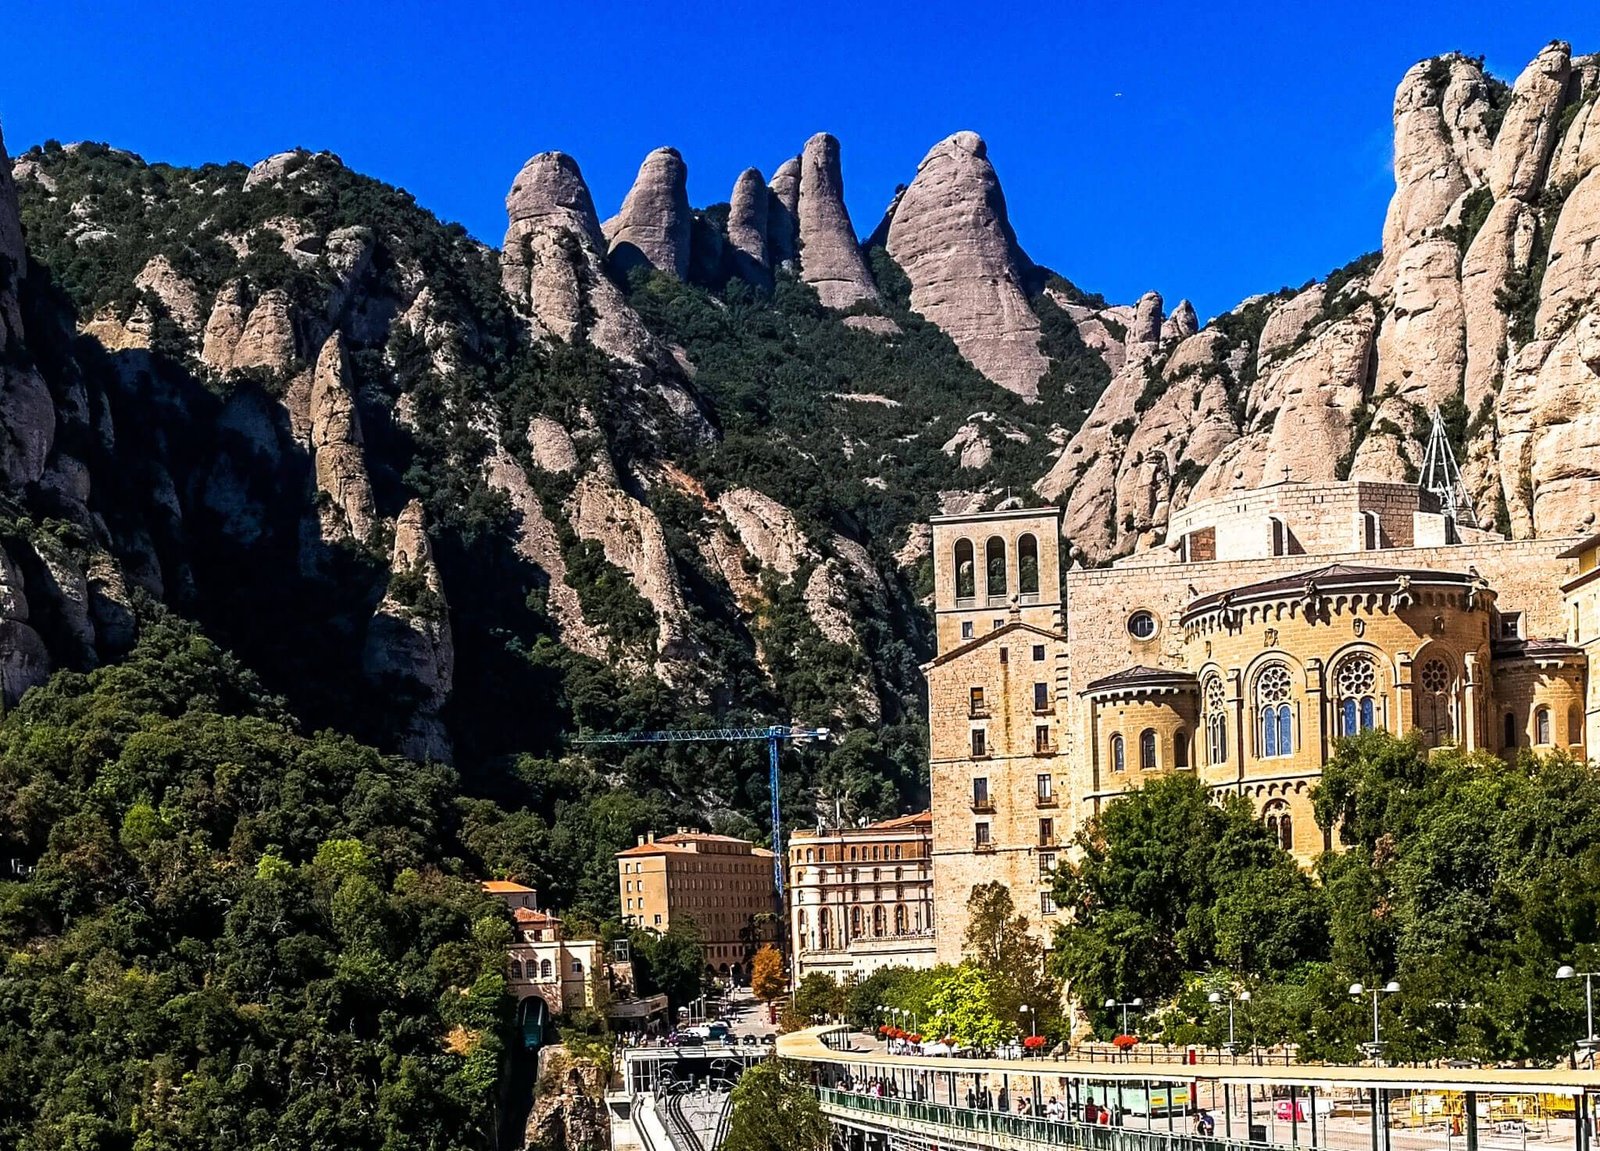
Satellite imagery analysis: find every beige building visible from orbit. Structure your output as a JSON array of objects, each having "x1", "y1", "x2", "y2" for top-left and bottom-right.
[
  {"x1": 787, "y1": 812, "x2": 936, "y2": 983},
  {"x1": 616, "y1": 830, "x2": 776, "y2": 979},
  {"x1": 927, "y1": 478, "x2": 1588, "y2": 961},
  {"x1": 482, "y1": 881, "x2": 602, "y2": 1017},
  {"x1": 1562, "y1": 532, "x2": 1600, "y2": 753}
]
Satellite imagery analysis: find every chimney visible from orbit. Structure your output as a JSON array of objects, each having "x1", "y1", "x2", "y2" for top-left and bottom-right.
[
  {"x1": 637, "y1": 834, "x2": 645, "y2": 847},
  {"x1": 647, "y1": 830, "x2": 655, "y2": 844}
]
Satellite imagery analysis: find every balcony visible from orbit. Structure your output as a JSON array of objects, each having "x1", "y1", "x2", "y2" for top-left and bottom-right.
[
  {"x1": 970, "y1": 798, "x2": 995, "y2": 814},
  {"x1": 1034, "y1": 792, "x2": 1058, "y2": 808},
  {"x1": 973, "y1": 841, "x2": 996, "y2": 854}
]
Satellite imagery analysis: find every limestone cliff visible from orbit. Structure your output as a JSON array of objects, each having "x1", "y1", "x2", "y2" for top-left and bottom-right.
[
  {"x1": 308, "y1": 332, "x2": 377, "y2": 542},
  {"x1": 880, "y1": 132, "x2": 1049, "y2": 400},
  {"x1": 603, "y1": 147, "x2": 692, "y2": 280},
  {"x1": 794, "y1": 133, "x2": 878, "y2": 309},
  {"x1": 362, "y1": 500, "x2": 454, "y2": 762}
]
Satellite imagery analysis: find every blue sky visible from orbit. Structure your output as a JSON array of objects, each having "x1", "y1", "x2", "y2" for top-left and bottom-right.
[{"x1": 0, "y1": 1, "x2": 1590, "y2": 318}]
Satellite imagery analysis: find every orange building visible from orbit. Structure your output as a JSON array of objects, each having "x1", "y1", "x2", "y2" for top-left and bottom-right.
[{"x1": 616, "y1": 830, "x2": 776, "y2": 980}]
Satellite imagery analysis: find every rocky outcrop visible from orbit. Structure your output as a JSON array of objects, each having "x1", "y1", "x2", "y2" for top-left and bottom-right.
[
  {"x1": 1125, "y1": 291, "x2": 1164, "y2": 366},
  {"x1": 0, "y1": 543, "x2": 51, "y2": 705},
  {"x1": 1193, "y1": 306, "x2": 1379, "y2": 500},
  {"x1": 1550, "y1": 57, "x2": 1600, "y2": 187},
  {"x1": 362, "y1": 500, "x2": 453, "y2": 762},
  {"x1": 1375, "y1": 54, "x2": 1491, "y2": 292},
  {"x1": 308, "y1": 333, "x2": 377, "y2": 542},
  {"x1": 569, "y1": 462, "x2": 695, "y2": 671},
  {"x1": 1162, "y1": 300, "x2": 1199, "y2": 342},
  {"x1": 202, "y1": 286, "x2": 300, "y2": 375},
  {"x1": 1536, "y1": 168, "x2": 1600, "y2": 334},
  {"x1": 0, "y1": 127, "x2": 55, "y2": 488},
  {"x1": 133, "y1": 255, "x2": 204, "y2": 337},
  {"x1": 1461, "y1": 198, "x2": 1537, "y2": 410},
  {"x1": 881, "y1": 132, "x2": 1048, "y2": 400},
  {"x1": 1257, "y1": 285, "x2": 1326, "y2": 372},
  {"x1": 1487, "y1": 42, "x2": 1570, "y2": 201},
  {"x1": 767, "y1": 158, "x2": 801, "y2": 268},
  {"x1": 501, "y1": 151, "x2": 664, "y2": 368},
  {"x1": 525, "y1": 1046, "x2": 608, "y2": 1151},
  {"x1": 603, "y1": 147, "x2": 691, "y2": 280},
  {"x1": 726, "y1": 168, "x2": 771, "y2": 288},
  {"x1": 794, "y1": 133, "x2": 878, "y2": 309},
  {"x1": 483, "y1": 448, "x2": 607, "y2": 661}
]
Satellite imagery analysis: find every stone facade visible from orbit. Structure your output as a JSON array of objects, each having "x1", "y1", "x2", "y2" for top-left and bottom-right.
[
  {"x1": 787, "y1": 812, "x2": 936, "y2": 983},
  {"x1": 926, "y1": 478, "x2": 1588, "y2": 958},
  {"x1": 616, "y1": 830, "x2": 777, "y2": 977},
  {"x1": 482, "y1": 881, "x2": 601, "y2": 1016},
  {"x1": 1562, "y1": 533, "x2": 1600, "y2": 753}
]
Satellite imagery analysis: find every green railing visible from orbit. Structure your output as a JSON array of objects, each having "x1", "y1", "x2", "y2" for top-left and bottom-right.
[{"x1": 818, "y1": 1088, "x2": 1283, "y2": 1151}]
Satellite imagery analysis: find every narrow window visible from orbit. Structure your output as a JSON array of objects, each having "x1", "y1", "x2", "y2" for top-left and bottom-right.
[
  {"x1": 1570, "y1": 704, "x2": 1582, "y2": 747},
  {"x1": 1535, "y1": 706, "x2": 1551, "y2": 746},
  {"x1": 974, "y1": 823, "x2": 991, "y2": 848},
  {"x1": 1174, "y1": 731, "x2": 1189, "y2": 769},
  {"x1": 1018, "y1": 533, "x2": 1039, "y2": 595},
  {"x1": 1504, "y1": 712, "x2": 1517, "y2": 750},
  {"x1": 1270, "y1": 517, "x2": 1287, "y2": 557},
  {"x1": 971, "y1": 729, "x2": 987, "y2": 758},
  {"x1": 510, "y1": 959, "x2": 523, "y2": 979},
  {"x1": 1033, "y1": 644, "x2": 1046, "y2": 662},
  {"x1": 1034, "y1": 682, "x2": 1049, "y2": 711},
  {"x1": 1279, "y1": 813, "x2": 1293, "y2": 852},
  {"x1": 961, "y1": 620, "x2": 974, "y2": 640},
  {"x1": 1036, "y1": 773, "x2": 1053, "y2": 801},
  {"x1": 986, "y1": 537, "x2": 1007, "y2": 598},
  {"x1": 1035, "y1": 724, "x2": 1051, "y2": 753},
  {"x1": 1110, "y1": 733, "x2": 1125, "y2": 773},
  {"x1": 954, "y1": 539, "x2": 976, "y2": 600},
  {"x1": 970, "y1": 685, "x2": 986, "y2": 714},
  {"x1": 1038, "y1": 818, "x2": 1054, "y2": 846},
  {"x1": 1039, "y1": 852, "x2": 1057, "y2": 878},
  {"x1": 1040, "y1": 891, "x2": 1058, "y2": 915},
  {"x1": 1139, "y1": 729, "x2": 1157, "y2": 770},
  {"x1": 1362, "y1": 511, "x2": 1380, "y2": 551},
  {"x1": 972, "y1": 777, "x2": 989, "y2": 806}
]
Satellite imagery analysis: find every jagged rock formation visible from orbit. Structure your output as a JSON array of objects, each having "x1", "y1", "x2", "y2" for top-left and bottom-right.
[
  {"x1": 362, "y1": 500, "x2": 453, "y2": 762},
  {"x1": 880, "y1": 132, "x2": 1048, "y2": 400},
  {"x1": 726, "y1": 167, "x2": 771, "y2": 288},
  {"x1": 793, "y1": 133, "x2": 878, "y2": 309},
  {"x1": 766, "y1": 158, "x2": 801, "y2": 268},
  {"x1": 308, "y1": 333, "x2": 376, "y2": 542},
  {"x1": 603, "y1": 147, "x2": 692, "y2": 279},
  {"x1": 501, "y1": 151, "x2": 664, "y2": 368}
]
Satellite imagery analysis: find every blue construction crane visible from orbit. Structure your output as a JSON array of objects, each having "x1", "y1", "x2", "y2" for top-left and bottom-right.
[{"x1": 571, "y1": 724, "x2": 831, "y2": 898}]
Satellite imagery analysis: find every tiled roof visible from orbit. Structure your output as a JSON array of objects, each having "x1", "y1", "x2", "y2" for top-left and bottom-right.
[
  {"x1": 1185, "y1": 563, "x2": 1475, "y2": 613},
  {"x1": 1081, "y1": 665, "x2": 1198, "y2": 694},
  {"x1": 512, "y1": 907, "x2": 560, "y2": 925},
  {"x1": 1492, "y1": 637, "x2": 1583, "y2": 659},
  {"x1": 481, "y1": 880, "x2": 536, "y2": 893},
  {"x1": 868, "y1": 811, "x2": 933, "y2": 831}
]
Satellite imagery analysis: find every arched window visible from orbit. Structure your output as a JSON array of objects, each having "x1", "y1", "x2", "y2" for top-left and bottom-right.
[
  {"x1": 1255, "y1": 663, "x2": 1293, "y2": 758},
  {"x1": 1174, "y1": 731, "x2": 1189, "y2": 769},
  {"x1": 1570, "y1": 704, "x2": 1583, "y2": 747},
  {"x1": 540, "y1": 959, "x2": 553, "y2": 979},
  {"x1": 985, "y1": 537, "x2": 1007, "y2": 598},
  {"x1": 571, "y1": 958, "x2": 582, "y2": 975},
  {"x1": 1018, "y1": 534, "x2": 1039, "y2": 595},
  {"x1": 818, "y1": 908, "x2": 832, "y2": 949},
  {"x1": 954, "y1": 539, "x2": 975, "y2": 600},
  {"x1": 1139, "y1": 729, "x2": 1157, "y2": 770},
  {"x1": 1416, "y1": 657, "x2": 1455, "y2": 746},
  {"x1": 805, "y1": 848, "x2": 813, "y2": 862},
  {"x1": 1204, "y1": 675, "x2": 1228, "y2": 766},
  {"x1": 510, "y1": 959, "x2": 523, "y2": 979},
  {"x1": 1535, "y1": 706, "x2": 1551, "y2": 745},
  {"x1": 1264, "y1": 801, "x2": 1293, "y2": 851},
  {"x1": 1334, "y1": 653, "x2": 1380, "y2": 736},
  {"x1": 872, "y1": 906, "x2": 885, "y2": 937},
  {"x1": 1110, "y1": 733, "x2": 1125, "y2": 773},
  {"x1": 1504, "y1": 712, "x2": 1517, "y2": 751},
  {"x1": 850, "y1": 907, "x2": 863, "y2": 938}
]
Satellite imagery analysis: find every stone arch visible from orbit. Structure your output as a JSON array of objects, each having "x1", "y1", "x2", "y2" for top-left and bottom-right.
[
  {"x1": 954, "y1": 538, "x2": 975, "y2": 600},
  {"x1": 1410, "y1": 640, "x2": 1459, "y2": 747},
  {"x1": 985, "y1": 536, "x2": 1007, "y2": 598},
  {"x1": 1018, "y1": 533, "x2": 1039, "y2": 596}
]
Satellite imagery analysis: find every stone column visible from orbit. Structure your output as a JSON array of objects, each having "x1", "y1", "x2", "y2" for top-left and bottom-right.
[
  {"x1": 1463, "y1": 651, "x2": 1481, "y2": 753},
  {"x1": 1306, "y1": 658, "x2": 1326, "y2": 765},
  {"x1": 1394, "y1": 651, "x2": 1413, "y2": 738},
  {"x1": 1228, "y1": 667, "x2": 1245, "y2": 787}
]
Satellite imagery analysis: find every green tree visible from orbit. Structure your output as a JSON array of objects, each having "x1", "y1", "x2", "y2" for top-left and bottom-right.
[
  {"x1": 721, "y1": 1060, "x2": 832, "y2": 1151},
  {"x1": 926, "y1": 964, "x2": 1007, "y2": 1050},
  {"x1": 962, "y1": 882, "x2": 1061, "y2": 1039},
  {"x1": 630, "y1": 921, "x2": 706, "y2": 1012}
]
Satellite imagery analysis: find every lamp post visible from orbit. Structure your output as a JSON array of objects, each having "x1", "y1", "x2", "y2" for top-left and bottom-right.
[
  {"x1": 1556, "y1": 965, "x2": 1599, "y2": 1050},
  {"x1": 1020, "y1": 1004, "x2": 1036, "y2": 1038},
  {"x1": 1207, "y1": 990, "x2": 1252, "y2": 1057},
  {"x1": 1349, "y1": 981, "x2": 1400, "y2": 1064},
  {"x1": 1105, "y1": 996, "x2": 1143, "y2": 1035}
]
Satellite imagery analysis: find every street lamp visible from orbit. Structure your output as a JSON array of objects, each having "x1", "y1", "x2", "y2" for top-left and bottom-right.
[
  {"x1": 1556, "y1": 965, "x2": 1599, "y2": 1049},
  {"x1": 1207, "y1": 990, "x2": 1252, "y2": 1056},
  {"x1": 1020, "y1": 1004, "x2": 1037, "y2": 1038},
  {"x1": 1349, "y1": 981, "x2": 1400, "y2": 1063},
  {"x1": 1105, "y1": 996, "x2": 1144, "y2": 1035}
]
